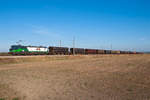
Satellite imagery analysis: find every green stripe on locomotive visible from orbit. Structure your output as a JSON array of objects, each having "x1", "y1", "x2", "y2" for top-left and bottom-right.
[{"x1": 10, "y1": 48, "x2": 28, "y2": 53}]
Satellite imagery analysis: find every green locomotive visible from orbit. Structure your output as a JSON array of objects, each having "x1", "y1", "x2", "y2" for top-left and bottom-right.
[{"x1": 9, "y1": 45, "x2": 48, "y2": 55}]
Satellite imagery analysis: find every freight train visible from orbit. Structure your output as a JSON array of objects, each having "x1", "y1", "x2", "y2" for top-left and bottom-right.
[{"x1": 9, "y1": 45, "x2": 143, "y2": 55}]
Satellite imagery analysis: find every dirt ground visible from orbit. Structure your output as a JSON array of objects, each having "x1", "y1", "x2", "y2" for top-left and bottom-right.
[{"x1": 0, "y1": 54, "x2": 150, "y2": 100}]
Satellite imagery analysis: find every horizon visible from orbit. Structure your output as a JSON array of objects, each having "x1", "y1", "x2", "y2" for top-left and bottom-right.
[{"x1": 0, "y1": 0, "x2": 150, "y2": 52}]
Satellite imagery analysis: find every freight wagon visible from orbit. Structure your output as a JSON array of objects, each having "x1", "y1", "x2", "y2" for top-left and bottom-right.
[
  {"x1": 105, "y1": 50, "x2": 111, "y2": 54},
  {"x1": 85, "y1": 49, "x2": 97, "y2": 54},
  {"x1": 111, "y1": 50, "x2": 120, "y2": 54},
  {"x1": 70, "y1": 48, "x2": 85, "y2": 55},
  {"x1": 49, "y1": 46, "x2": 69, "y2": 55},
  {"x1": 129, "y1": 51, "x2": 134, "y2": 54},
  {"x1": 120, "y1": 51, "x2": 126, "y2": 54},
  {"x1": 133, "y1": 51, "x2": 137, "y2": 54},
  {"x1": 97, "y1": 50, "x2": 105, "y2": 54}
]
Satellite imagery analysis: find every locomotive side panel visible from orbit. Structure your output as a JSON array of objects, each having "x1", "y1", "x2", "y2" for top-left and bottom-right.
[{"x1": 9, "y1": 45, "x2": 48, "y2": 55}]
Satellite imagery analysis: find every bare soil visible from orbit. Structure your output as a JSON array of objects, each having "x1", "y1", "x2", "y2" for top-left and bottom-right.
[{"x1": 0, "y1": 54, "x2": 150, "y2": 100}]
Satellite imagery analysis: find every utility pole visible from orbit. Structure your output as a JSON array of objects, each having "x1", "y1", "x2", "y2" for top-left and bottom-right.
[
  {"x1": 73, "y1": 36, "x2": 75, "y2": 55},
  {"x1": 111, "y1": 44, "x2": 112, "y2": 50},
  {"x1": 59, "y1": 40, "x2": 61, "y2": 47}
]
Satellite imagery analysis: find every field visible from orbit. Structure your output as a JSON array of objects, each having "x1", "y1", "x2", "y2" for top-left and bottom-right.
[
  {"x1": 0, "y1": 54, "x2": 150, "y2": 100},
  {"x1": 0, "y1": 52, "x2": 11, "y2": 56}
]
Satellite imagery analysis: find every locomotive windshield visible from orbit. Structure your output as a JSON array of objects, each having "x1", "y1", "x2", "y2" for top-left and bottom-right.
[
  {"x1": 11, "y1": 46, "x2": 19, "y2": 50},
  {"x1": 11, "y1": 45, "x2": 25, "y2": 50}
]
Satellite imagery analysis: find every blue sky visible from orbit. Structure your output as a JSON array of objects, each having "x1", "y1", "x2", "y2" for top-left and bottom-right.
[{"x1": 0, "y1": 0, "x2": 150, "y2": 52}]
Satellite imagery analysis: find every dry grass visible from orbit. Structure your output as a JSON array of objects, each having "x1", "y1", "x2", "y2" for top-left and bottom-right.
[
  {"x1": 0, "y1": 55, "x2": 73, "y2": 65},
  {"x1": 0, "y1": 54, "x2": 150, "y2": 100},
  {"x1": 0, "y1": 53, "x2": 11, "y2": 56}
]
